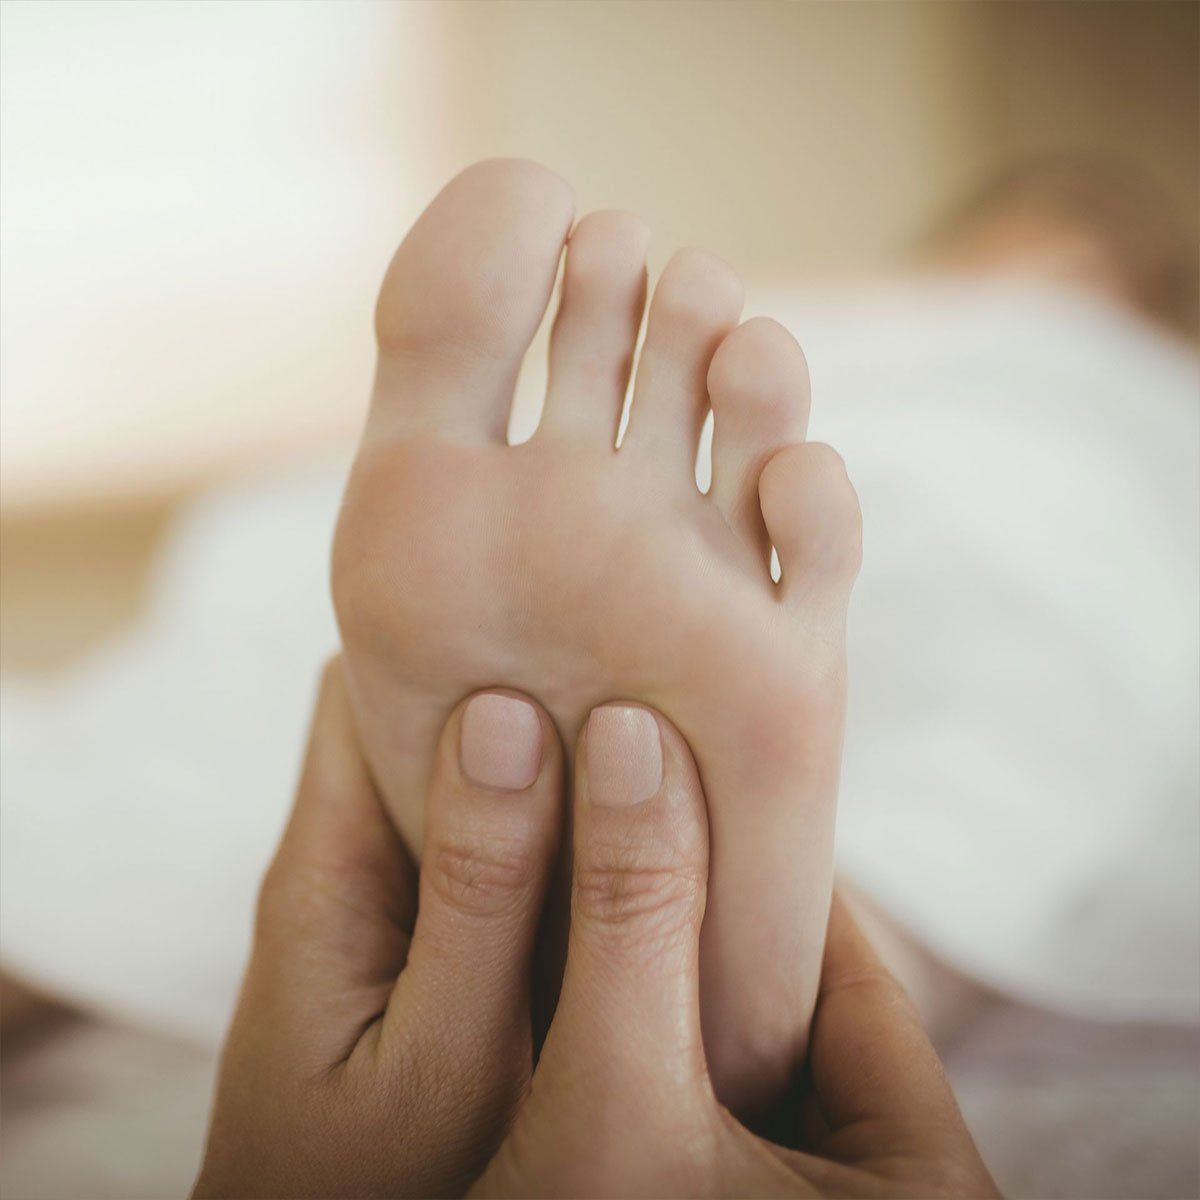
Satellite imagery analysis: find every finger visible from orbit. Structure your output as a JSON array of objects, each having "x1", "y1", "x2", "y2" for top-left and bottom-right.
[
  {"x1": 807, "y1": 893, "x2": 971, "y2": 1153},
  {"x1": 248, "y1": 657, "x2": 417, "y2": 1065},
  {"x1": 544, "y1": 704, "x2": 711, "y2": 1102},
  {"x1": 386, "y1": 690, "x2": 564, "y2": 1083}
]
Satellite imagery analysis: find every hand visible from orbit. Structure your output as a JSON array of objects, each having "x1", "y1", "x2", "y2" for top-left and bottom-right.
[
  {"x1": 196, "y1": 660, "x2": 998, "y2": 1197},
  {"x1": 194, "y1": 661, "x2": 567, "y2": 1197},
  {"x1": 473, "y1": 709, "x2": 1001, "y2": 1199}
]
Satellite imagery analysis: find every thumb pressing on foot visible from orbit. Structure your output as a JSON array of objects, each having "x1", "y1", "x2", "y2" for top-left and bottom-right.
[
  {"x1": 477, "y1": 703, "x2": 717, "y2": 1198},
  {"x1": 561, "y1": 704, "x2": 710, "y2": 1077}
]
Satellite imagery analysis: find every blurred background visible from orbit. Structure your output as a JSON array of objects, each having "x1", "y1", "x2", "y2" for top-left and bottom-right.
[
  {"x1": 3, "y1": 0, "x2": 1197, "y2": 666},
  {"x1": 2, "y1": 3, "x2": 1197, "y2": 1198}
]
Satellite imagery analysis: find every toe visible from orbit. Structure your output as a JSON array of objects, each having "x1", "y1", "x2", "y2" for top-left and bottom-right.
[
  {"x1": 625, "y1": 248, "x2": 744, "y2": 476},
  {"x1": 372, "y1": 158, "x2": 576, "y2": 441},
  {"x1": 708, "y1": 317, "x2": 811, "y2": 557},
  {"x1": 539, "y1": 211, "x2": 650, "y2": 445},
  {"x1": 759, "y1": 443, "x2": 862, "y2": 614}
]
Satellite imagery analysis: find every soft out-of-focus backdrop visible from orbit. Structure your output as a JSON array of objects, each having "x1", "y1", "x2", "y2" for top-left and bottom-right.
[
  {"x1": 2, "y1": 4, "x2": 1198, "y2": 1199},
  {"x1": 2, "y1": 0, "x2": 1196, "y2": 667}
]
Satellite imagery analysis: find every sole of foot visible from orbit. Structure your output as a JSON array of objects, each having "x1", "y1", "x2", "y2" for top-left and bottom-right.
[{"x1": 333, "y1": 159, "x2": 861, "y2": 1115}]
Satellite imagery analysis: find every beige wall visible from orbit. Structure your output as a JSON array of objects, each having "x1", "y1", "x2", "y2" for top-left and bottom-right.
[
  {"x1": 966, "y1": 1, "x2": 1198, "y2": 224},
  {"x1": 426, "y1": 0, "x2": 1198, "y2": 279}
]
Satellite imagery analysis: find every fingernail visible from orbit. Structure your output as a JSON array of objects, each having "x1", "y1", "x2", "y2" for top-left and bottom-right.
[
  {"x1": 460, "y1": 693, "x2": 542, "y2": 791},
  {"x1": 586, "y1": 705, "x2": 663, "y2": 807}
]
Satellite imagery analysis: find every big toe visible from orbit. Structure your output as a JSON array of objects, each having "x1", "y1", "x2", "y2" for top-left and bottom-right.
[{"x1": 372, "y1": 159, "x2": 576, "y2": 441}]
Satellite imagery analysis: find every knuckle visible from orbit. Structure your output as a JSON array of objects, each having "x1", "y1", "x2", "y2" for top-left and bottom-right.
[
  {"x1": 573, "y1": 859, "x2": 704, "y2": 946},
  {"x1": 424, "y1": 835, "x2": 534, "y2": 920}
]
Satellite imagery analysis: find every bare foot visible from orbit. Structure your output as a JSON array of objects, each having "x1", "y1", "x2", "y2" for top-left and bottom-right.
[{"x1": 332, "y1": 160, "x2": 861, "y2": 1113}]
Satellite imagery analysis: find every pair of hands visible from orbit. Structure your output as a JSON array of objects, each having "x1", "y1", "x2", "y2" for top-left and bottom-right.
[{"x1": 195, "y1": 662, "x2": 997, "y2": 1197}]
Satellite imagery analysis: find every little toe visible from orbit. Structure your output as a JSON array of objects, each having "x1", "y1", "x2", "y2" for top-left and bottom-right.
[
  {"x1": 371, "y1": 158, "x2": 576, "y2": 442},
  {"x1": 625, "y1": 248, "x2": 744, "y2": 477},
  {"x1": 708, "y1": 317, "x2": 811, "y2": 557},
  {"x1": 759, "y1": 443, "x2": 862, "y2": 616},
  {"x1": 539, "y1": 211, "x2": 650, "y2": 445}
]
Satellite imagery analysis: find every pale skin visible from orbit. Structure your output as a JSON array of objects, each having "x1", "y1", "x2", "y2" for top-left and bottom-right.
[
  {"x1": 332, "y1": 159, "x2": 862, "y2": 1114},
  {"x1": 195, "y1": 662, "x2": 998, "y2": 1199}
]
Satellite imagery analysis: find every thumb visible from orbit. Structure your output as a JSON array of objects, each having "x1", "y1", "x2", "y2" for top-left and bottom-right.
[
  {"x1": 481, "y1": 704, "x2": 715, "y2": 1197},
  {"x1": 559, "y1": 704, "x2": 710, "y2": 1089}
]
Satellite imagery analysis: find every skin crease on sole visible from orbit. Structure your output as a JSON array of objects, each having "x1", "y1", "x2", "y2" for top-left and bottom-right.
[{"x1": 332, "y1": 158, "x2": 862, "y2": 1116}]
